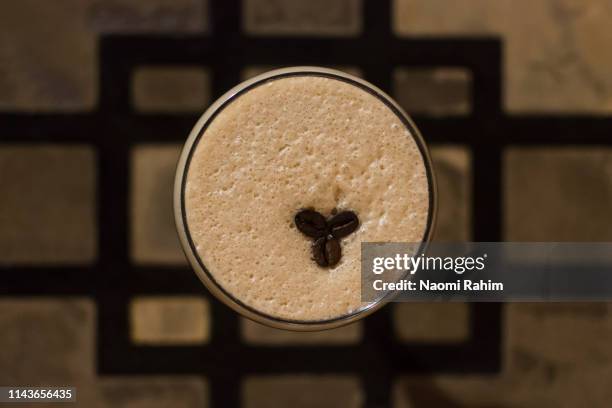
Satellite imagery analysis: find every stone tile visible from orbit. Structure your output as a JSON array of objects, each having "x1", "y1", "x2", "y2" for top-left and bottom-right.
[
  {"x1": 130, "y1": 296, "x2": 210, "y2": 344},
  {"x1": 0, "y1": 0, "x2": 208, "y2": 111},
  {"x1": 0, "y1": 0, "x2": 96, "y2": 110},
  {"x1": 507, "y1": 303, "x2": 612, "y2": 371},
  {"x1": 132, "y1": 67, "x2": 211, "y2": 113},
  {"x1": 393, "y1": 0, "x2": 612, "y2": 113},
  {"x1": 97, "y1": 377, "x2": 209, "y2": 408},
  {"x1": 243, "y1": 0, "x2": 362, "y2": 37},
  {"x1": 430, "y1": 146, "x2": 471, "y2": 241},
  {"x1": 393, "y1": 372, "x2": 600, "y2": 408},
  {"x1": 241, "y1": 66, "x2": 363, "y2": 81},
  {"x1": 0, "y1": 145, "x2": 96, "y2": 264},
  {"x1": 393, "y1": 302, "x2": 612, "y2": 407},
  {"x1": 505, "y1": 148, "x2": 612, "y2": 241},
  {"x1": 89, "y1": 0, "x2": 208, "y2": 33},
  {"x1": 0, "y1": 299, "x2": 210, "y2": 407},
  {"x1": 0, "y1": 298, "x2": 95, "y2": 384},
  {"x1": 393, "y1": 0, "x2": 498, "y2": 35},
  {"x1": 393, "y1": 68, "x2": 471, "y2": 116},
  {"x1": 393, "y1": 375, "x2": 521, "y2": 408},
  {"x1": 131, "y1": 144, "x2": 186, "y2": 264},
  {"x1": 243, "y1": 375, "x2": 362, "y2": 408},
  {"x1": 501, "y1": 302, "x2": 612, "y2": 406},
  {"x1": 393, "y1": 303, "x2": 469, "y2": 343},
  {"x1": 241, "y1": 318, "x2": 362, "y2": 345}
]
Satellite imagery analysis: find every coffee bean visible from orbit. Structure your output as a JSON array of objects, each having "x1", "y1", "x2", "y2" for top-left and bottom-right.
[
  {"x1": 295, "y1": 208, "x2": 359, "y2": 268},
  {"x1": 295, "y1": 209, "x2": 328, "y2": 238},
  {"x1": 312, "y1": 236, "x2": 329, "y2": 267},
  {"x1": 325, "y1": 235, "x2": 341, "y2": 267},
  {"x1": 328, "y1": 211, "x2": 359, "y2": 238}
]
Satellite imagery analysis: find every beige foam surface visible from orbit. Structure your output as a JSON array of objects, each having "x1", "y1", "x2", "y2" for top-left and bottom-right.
[{"x1": 184, "y1": 75, "x2": 430, "y2": 322}]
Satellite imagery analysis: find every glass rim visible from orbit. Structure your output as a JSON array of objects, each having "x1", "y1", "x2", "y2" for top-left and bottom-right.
[{"x1": 174, "y1": 66, "x2": 438, "y2": 331}]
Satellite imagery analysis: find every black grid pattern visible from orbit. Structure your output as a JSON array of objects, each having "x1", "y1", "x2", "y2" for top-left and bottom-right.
[{"x1": 4, "y1": 0, "x2": 612, "y2": 406}]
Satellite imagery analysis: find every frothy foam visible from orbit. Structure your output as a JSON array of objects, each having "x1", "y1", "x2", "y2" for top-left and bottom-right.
[{"x1": 184, "y1": 74, "x2": 430, "y2": 321}]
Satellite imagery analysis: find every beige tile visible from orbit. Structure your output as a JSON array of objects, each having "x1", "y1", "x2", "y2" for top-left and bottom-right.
[
  {"x1": 393, "y1": 0, "x2": 612, "y2": 114},
  {"x1": 243, "y1": 0, "x2": 362, "y2": 36},
  {"x1": 394, "y1": 0, "x2": 498, "y2": 36},
  {"x1": 0, "y1": 298, "x2": 95, "y2": 384},
  {"x1": 131, "y1": 144, "x2": 186, "y2": 264},
  {"x1": 130, "y1": 296, "x2": 210, "y2": 344},
  {"x1": 0, "y1": 145, "x2": 96, "y2": 264},
  {"x1": 393, "y1": 303, "x2": 470, "y2": 343},
  {"x1": 394, "y1": 68, "x2": 471, "y2": 116},
  {"x1": 505, "y1": 147, "x2": 612, "y2": 241},
  {"x1": 97, "y1": 377, "x2": 209, "y2": 408},
  {"x1": 132, "y1": 67, "x2": 210, "y2": 113},
  {"x1": 243, "y1": 375, "x2": 362, "y2": 408},
  {"x1": 430, "y1": 146, "x2": 471, "y2": 241},
  {"x1": 241, "y1": 65, "x2": 363, "y2": 81},
  {"x1": 241, "y1": 318, "x2": 362, "y2": 345},
  {"x1": 0, "y1": 0, "x2": 96, "y2": 110},
  {"x1": 89, "y1": 0, "x2": 208, "y2": 33}
]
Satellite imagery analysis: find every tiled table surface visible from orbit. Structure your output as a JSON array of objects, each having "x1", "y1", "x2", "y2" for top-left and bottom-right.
[{"x1": 2, "y1": 0, "x2": 612, "y2": 407}]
